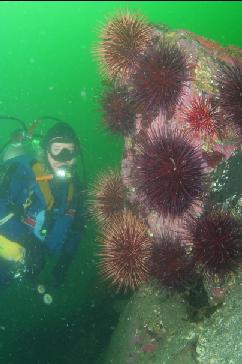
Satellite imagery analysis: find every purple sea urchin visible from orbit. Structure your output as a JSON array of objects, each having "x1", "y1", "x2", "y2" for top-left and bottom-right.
[
  {"x1": 218, "y1": 62, "x2": 242, "y2": 133},
  {"x1": 185, "y1": 208, "x2": 242, "y2": 277},
  {"x1": 131, "y1": 126, "x2": 206, "y2": 217},
  {"x1": 131, "y1": 41, "x2": 192, "y2": 119},
  {"x1": 151, "y1": 234, "x2": 195, "y2": 290},
  {"x1": 100, "y1": 85, "x2": 136, "y2": 135}
]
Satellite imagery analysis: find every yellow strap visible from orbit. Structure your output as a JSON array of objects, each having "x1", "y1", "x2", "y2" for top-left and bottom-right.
[
  {"x1": 0, "y1": 235, "x2": 25, "y2": 263},
  {"x1": 32, "y1": 162, "x2": 74, "y2": 210},
  {"x1": 32, "y1": 163, "x2": 54, "y2": 210},
  {"x1": 36, "y1": 174, "x2": 53, "y2": 182}
]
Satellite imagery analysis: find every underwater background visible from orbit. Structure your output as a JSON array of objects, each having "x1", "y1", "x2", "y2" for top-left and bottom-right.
[{"x1": 0, "y1": 1, "x2": 241, "y2": 363}]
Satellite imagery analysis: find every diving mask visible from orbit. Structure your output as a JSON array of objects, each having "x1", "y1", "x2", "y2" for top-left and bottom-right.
[{"x1": 49, "y1": 147, "x2": 77, "y2": 162}]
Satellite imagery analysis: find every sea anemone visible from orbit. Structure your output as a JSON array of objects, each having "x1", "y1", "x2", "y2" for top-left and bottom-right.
[
  {"x1": 131, "y1": 41, "x2": 191, "y2": 119},
  {"x1": 96, "y1": 11, "x2": 153, "y2": 79},
  {"x1": 180, "y1": 95, "x2": 221, "y2": 137},
  {"x1": 218, "y1": 62, "x2": 242, "y2": 134},
  {"x1": 89, "y1": 170, "x2": 126, "y2": 225},
  {"x1": 151, "y1": 234, "x2": 195, "y2": 290},
  {"x1": 185, "y1": 207, "x2": 242, "y2": 277},
  {"x1": 98, "y1": 210, "x2": 153, "y2": 291},
  {"x1": 100, "y1": 84, "x2": 136, "y2": 135},
  {"x1": 130, "y1": 126, "x2": 206, "y2": 217}
]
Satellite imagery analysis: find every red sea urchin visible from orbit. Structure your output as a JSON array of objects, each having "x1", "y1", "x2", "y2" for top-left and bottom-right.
[
  {"x1": 89, "y1": 170, "x2": 126, "y2": 225},
  {"x1": 100, "y1": 85, "x2": 136, "y2": 135},
  {"x1": 131, "y1": 41, "x2": 192, "y2": 119},
  {"x1": 185, "y1": 208, "x2": 242, "y2": 277},
  {"x1": 97, "y1": 11, "x2": 153, "y2": 79},
  {"x1": 131, "y1": 126, "x2": 206, "y2": 217},
  {"x1": 180, "y1": 95, "x2": 221, "y2": 137},
  {"x1": 151, "y1": 234, "x2": 195, "y2": 290},
  {"x1": 98, "y1": 210, "x2": 153, "y2": 292},
  {"x1": 218, "y1": 62, "x2": 242, "y2": 134}
]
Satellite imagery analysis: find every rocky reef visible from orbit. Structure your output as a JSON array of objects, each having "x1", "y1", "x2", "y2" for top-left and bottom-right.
[
  {"x1": 100, "y1": 276, "x2": 241, "y2": 364},
  {"x1": 93, "y1": 11, "x2": 242, "y2": 364}
]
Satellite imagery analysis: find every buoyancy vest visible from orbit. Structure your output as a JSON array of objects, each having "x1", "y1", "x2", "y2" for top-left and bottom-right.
[{"x1": 0, "y1": 155, "x2": 76, "y2": 242}]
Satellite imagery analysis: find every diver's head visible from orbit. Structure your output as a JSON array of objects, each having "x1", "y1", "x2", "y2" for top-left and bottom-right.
[{"x1": 43, "y1": 122, "x2": 80, "y2": 177}]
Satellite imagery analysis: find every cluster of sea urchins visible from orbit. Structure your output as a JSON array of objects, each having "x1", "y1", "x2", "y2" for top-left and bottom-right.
[
  {"x1": 95, "y1": 12, "x2": 242, "y2": 292},
  {"x1": 130, "y1": 126, "x2": 206, "y2": 217}
]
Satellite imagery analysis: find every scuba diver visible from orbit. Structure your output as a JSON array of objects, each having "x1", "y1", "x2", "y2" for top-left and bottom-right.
[{"x1": 0, "y1": 119, "x2": 86, "y2": 288}]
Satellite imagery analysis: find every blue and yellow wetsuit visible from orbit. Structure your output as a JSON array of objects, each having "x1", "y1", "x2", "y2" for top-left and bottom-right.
[{"x1": 0, "y1": 154, "x2": 86, "y2": 286}]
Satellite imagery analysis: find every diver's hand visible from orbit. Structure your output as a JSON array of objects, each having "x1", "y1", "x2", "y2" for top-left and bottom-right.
[{"x1": 0, "y1": 235, "x2": 25, "y2": 263}]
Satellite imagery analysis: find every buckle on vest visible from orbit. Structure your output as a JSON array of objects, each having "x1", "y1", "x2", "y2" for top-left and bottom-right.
[
  {"x1": 23, "y1": 216, "x2": 36, "y2": 227},
  {"x1": 65, "y1": 208, "x2": 76, "y2": 217}
]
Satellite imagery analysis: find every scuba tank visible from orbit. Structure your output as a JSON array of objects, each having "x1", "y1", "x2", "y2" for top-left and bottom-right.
[
  {"x1": 0, "y1": 117, "x2": 28, "y2": 163},
  {"x1": 1, "y1": 129, "x2": 27, "y2": 162},
  {"x1": 0, "y1": 117, "x2": 43, "y2": 187},
  {"x1": 0, "y1": 116, "x2": 42, "y2": 163}
]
